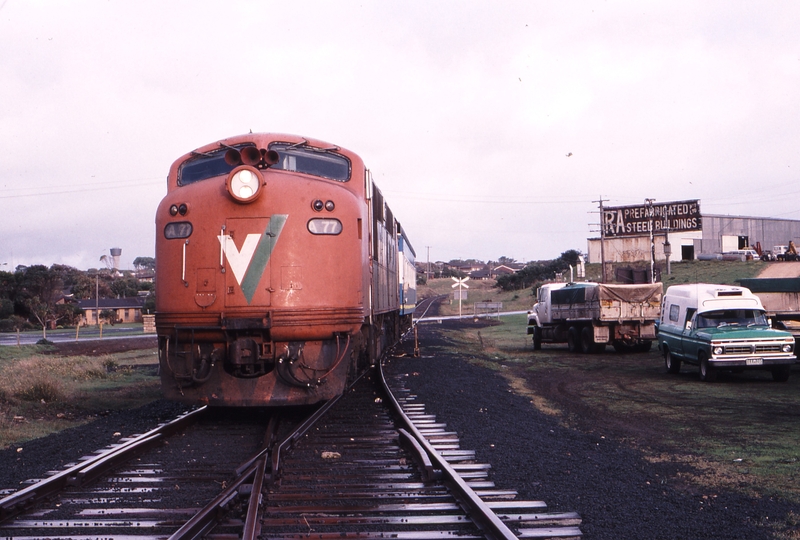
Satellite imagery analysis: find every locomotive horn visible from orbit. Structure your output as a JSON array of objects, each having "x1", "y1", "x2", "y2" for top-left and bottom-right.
[
  {"x1": 224, "y1": 149, "x2": 242, "y2": 166},
  {"x1": 240, "y1": 146, "x2": 262, "y2": 166},
  {"x1": 263, "y1": 149, "x2": 280, "y2": 166}
]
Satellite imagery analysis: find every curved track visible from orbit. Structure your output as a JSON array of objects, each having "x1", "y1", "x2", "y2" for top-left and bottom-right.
[{"x1": 0, "y1": 346, "x2": 582, "y2": 539}]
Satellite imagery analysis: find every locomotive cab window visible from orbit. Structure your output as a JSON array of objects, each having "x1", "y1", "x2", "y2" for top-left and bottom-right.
[
  {"x1": 269, "y1": 143, "x2": 350, "y2": 182},
  {"x1": 179, "y1": 144, "x2": 257, "y2": 185}
]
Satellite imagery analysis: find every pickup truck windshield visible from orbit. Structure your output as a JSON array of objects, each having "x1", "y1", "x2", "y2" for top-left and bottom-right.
[{"x1": 696, "y1": 309, "x2": 768, "y2": 328}]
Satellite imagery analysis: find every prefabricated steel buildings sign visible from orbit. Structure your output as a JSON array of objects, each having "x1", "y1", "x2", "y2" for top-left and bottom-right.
[{"x1": 603, "y1": 199, "x2": 701, "y2": 238}]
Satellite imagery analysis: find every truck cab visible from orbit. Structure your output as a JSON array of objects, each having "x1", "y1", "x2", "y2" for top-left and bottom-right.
[{"x1": 657, "y1": 284, "x2": 796, "y2": 382}]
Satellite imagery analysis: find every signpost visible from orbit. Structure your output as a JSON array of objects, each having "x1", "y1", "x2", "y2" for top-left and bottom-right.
[{"x1": 452, "y1": 277, "x2": 469, "y2": 318}]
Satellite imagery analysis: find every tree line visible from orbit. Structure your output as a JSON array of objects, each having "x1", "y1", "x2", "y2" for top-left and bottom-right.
[
  {"x1": 0, "y1": 257, "x2": 155, "y2": 333},
  {"x1": 495, "y1": 250, "x2": 583, "y2": 291}
]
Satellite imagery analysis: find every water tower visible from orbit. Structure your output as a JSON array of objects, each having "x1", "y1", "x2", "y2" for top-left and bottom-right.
[{"x1": 110, "y1": 248, "x2": 122, "y2": 271}]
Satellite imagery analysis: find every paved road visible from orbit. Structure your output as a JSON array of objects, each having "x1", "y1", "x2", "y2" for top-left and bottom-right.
[{"x1": 0, "y1": 329, "x2": 154, "y2": 346}]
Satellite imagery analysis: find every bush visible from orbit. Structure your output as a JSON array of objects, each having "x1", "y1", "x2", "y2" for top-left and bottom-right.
[
  {"x1": 0, "y1": 316, "x2": 33, "y2": 332},
  {"x1": 15, "y1": 377, "x2": 63, "y2": 402}
]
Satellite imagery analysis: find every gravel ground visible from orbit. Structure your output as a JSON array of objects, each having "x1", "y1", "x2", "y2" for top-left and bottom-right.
[
  {"x1": 3, "y1": 331, "x2": 798, "y2": 539},
  {"x1": 384, "y1": 319, "x2": 800, "y2": 540},
  {"x1": 0, "y1": 400, "x2": 189, "y2": 491}
]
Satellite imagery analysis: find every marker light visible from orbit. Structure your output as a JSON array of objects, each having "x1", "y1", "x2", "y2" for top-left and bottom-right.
[{"x1": 226, "y1": 166, "x2": 264, "y2": 203}]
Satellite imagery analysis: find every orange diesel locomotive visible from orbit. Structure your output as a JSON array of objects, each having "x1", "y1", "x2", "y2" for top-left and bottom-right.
[{"x1": 155, "y1": 133, "x2": 415, "y2": 406}]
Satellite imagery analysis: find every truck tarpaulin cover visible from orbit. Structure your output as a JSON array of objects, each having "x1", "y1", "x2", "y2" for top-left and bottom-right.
[
  {"x1": 598, "y1": 283, "x2": 662, "y2": 304},
  {"x1": 551, "y1": 283, "x2": 597, "y2": 305}
]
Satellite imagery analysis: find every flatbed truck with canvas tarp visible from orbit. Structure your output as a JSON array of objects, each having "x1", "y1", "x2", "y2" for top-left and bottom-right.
[
  {"x1": 527, "y1": 282, "x2": 662, "y2": 353},
  {"x1": 737, "y1": 277, "x2": 800, "y2": 349}
]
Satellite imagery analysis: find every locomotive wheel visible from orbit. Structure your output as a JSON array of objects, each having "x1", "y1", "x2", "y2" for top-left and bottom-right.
[
  {"x1": 532, "y1": 326, "x2": 542, "y2": 350},
  {"x1": 580, "y1": 326, "x2": 595, "y2": 354},
  {"x1": 699, "y1": 353, "x2": 717, "y2": 382},
  {"x1": 664, "y1": 347, "x2": 681, "y2": 374},
  {"x1": 567, "y1": 326, "x2": 580, "y2": 353}
]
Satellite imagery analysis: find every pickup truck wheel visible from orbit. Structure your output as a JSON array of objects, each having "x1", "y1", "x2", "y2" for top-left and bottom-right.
[
  {"x1": 699, "y1": 353, "x2": 717, "y2": 382},
  {"x1": 567, "y1": 326, "x2": 580, "y2": 353},
  {"x1": 772, "y1": 365, "x2": 791, "y2": 382},
  {"x1": 580, "y1": 326, "x2": 595, "y2": 354},
  {"x1": 532, "y1": 327, "x2": 542, "y2": 350},
  {"x1": 664, "y1": 347, "x2": 681, "y2": 374}
]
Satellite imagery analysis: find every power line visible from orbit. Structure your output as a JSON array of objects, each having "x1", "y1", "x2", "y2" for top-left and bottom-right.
[{"x1": 0, "y1": 179, "x2": 163, "y2": 199}]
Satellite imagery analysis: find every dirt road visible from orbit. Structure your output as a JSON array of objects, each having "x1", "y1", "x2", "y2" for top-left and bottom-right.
[{"x1": 757, "y1": 261, "x2": 800, "y2": 277}]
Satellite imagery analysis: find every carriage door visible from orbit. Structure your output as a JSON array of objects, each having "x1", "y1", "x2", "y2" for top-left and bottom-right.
[{"x1": 221, "y1": 216, "x2": 285, "y2": 308}]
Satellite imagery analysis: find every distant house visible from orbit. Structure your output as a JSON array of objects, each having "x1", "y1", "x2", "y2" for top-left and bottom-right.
[
  {"x1": 468, "y1": 267, "x2": 492, "y2": 280},
  {"x1": 77, "y1": 297, "x2": 145, "y2": 325}
]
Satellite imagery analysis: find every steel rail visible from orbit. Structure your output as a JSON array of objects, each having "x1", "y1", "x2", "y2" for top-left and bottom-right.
[
  {"x1": 168, "y1": 362, "x2": 376, "y2": 540},
  {"x1": 0, "y1": 406, "x2": 207, "y2": 524},
  {"x1": 168, "y1": 458, "x2": 260, "y2": 540},
  {"x1": 378, "y1": 362, "x2": 520, "y2": 540}
]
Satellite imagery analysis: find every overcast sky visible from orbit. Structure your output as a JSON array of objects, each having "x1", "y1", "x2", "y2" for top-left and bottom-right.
[{"x1": 1, "y1": 1, "x2": 799, "y2": 270}]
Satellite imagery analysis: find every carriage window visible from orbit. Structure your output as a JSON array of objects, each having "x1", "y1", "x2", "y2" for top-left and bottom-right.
[{"x1": 269, "y1": 143, "x2": 351, "y2": 182}]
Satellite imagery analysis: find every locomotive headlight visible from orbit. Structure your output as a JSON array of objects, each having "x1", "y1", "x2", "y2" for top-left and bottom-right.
[{"x1": 226, "y1": 166, "x2": 264, "y2": 203}]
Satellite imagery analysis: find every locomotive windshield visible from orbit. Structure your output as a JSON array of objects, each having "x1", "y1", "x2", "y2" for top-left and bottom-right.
[
  {"x1": 179, "y1": 145, "x2": 251, "y2": 185},
  {"x1": 177, "y1": 142, "x2": 351, "y2": 185},
  {"x1": 269, "y1": 142, "x2": 350, "y2": 182}
]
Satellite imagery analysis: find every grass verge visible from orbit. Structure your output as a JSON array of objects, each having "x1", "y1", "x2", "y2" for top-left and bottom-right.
[
  {"x1": 436, "y1": 313, "x2": 800, "y2": 508},
  {"x1": 0, "y1": 344, "x2": 160, "y2": 449}
]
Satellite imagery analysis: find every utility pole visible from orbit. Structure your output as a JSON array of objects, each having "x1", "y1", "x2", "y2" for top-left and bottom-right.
[
  {"x1": 645, "y1": 198, "x2": 656, "y2": 283},
  {"x1": 592, "y1": 196, "x2": 609, "y2": 282},
  {"x1": 426, "y1": 246, "x2": 431, "y2": 280},
  {"x1": 663, "y1": 222, "x2": 672, "y2": 275}
]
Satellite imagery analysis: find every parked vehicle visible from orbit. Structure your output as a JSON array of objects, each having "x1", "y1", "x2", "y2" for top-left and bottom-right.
[
  {"x1": 737, "y1": 277, "x2": 800, "y2": 349},
  {"x1": 657, "y1": 284, "x2": 795, "y2": 382},
  {"x1": 775, "y1": 242, "x2": 799, "y2": 261},
  {"x1": 722, "y1": 249, "x2": 760, "y2": 261},
  {"x1": 527, "y1": 282, "x2": 662, "y2": 353}
]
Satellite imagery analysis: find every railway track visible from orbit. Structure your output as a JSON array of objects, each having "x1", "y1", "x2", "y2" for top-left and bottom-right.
[
  {"x1": 259, "y1": 362, "x2": 581, "y2": 539},
  {"x1": 0, "y1": 406, "x2": 277, "y2": 539},
  {"x1": 0, "y1": 353, "x2": 582, "y2": 539}
]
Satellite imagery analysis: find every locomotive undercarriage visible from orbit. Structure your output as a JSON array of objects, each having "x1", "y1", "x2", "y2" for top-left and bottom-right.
[
  {"x1": 156, "y1": 310, "x2": 409, "y2": 406},
  {"x1": 159, "y1": 328, "x2": 354, "y2": 389}
]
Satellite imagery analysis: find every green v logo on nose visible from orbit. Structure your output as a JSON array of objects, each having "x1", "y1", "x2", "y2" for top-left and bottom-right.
[{"x1": 217, "y1": 214, "x2": 288, "y2": 304}]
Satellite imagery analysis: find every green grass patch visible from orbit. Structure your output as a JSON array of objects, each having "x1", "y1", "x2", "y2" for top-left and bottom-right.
[
  {"x1": 0, "y1": 348, "x2": 161, "y2": 449},
  {"x1": 430, "y1": 312, "x2": 800, "y2": 505}
]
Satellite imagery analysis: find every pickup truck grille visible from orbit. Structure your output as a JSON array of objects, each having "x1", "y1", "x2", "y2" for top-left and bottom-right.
[{"x1": 724, "y1": 344, "x2": 783, "y2": 354}]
